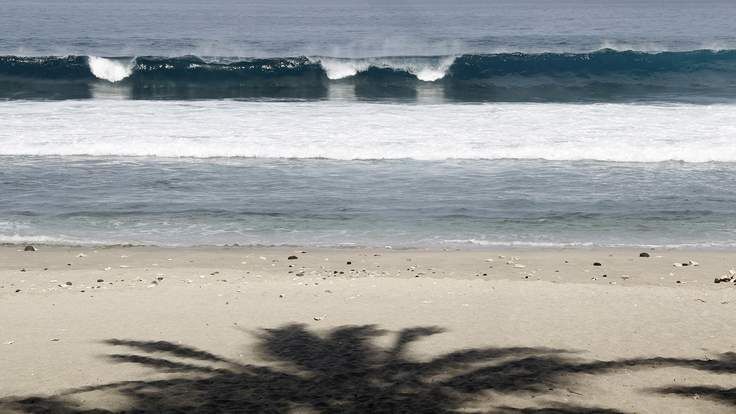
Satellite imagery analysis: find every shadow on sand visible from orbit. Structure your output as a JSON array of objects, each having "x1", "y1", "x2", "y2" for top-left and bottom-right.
[{"x1": 1, "y1": 324, "x2": 735, "y2": 413}]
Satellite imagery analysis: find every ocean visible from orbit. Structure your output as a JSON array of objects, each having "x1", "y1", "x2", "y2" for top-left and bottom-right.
[{"x1": 1, "y1": 0, "x2": 736, "y2": 248}]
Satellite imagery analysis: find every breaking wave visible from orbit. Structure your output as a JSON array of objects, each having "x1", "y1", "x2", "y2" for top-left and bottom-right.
[
  {"x1": 3, "y1": 49, "x2": 736, "y2": 100},
  {"x1": 87, "y1": 56, "x2": 134, "y2": 82},
  {"x1": 2, "y1": 100, "x2": 736, "y2": 162}
]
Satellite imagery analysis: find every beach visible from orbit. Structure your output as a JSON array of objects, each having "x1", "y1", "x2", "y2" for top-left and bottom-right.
[
  {"x1": 2, "y1": 245, "x2": 735, "y2": 413},
  {"x1": 4, "y1": 1, "x2": 736, "y2": 412}
]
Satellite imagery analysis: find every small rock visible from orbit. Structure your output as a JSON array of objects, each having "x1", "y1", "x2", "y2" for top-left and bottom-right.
[
  {"x1": 279, "y1": 294, "x2": 285, "y2": 298},
  {"x1": 639, "y1": 252, "x2": 650, "y2": 258},
  {"x1": 714, "y1": 275, "x2": 734, "y2": 284},
  {"x1": 313, "y1": 315, "x2": 325, "y2": 321},
  {"x1": 65, "y1": 281, "x2": 72, "y2": 286},
  {"x1": 96, "y1": 279, "x2": 104, "y2": 283},
  {"x1": 24, "y1": 245, "x2": 36, "y2": 252},
  {"x1": 287, "y1": 255, "x2": 298, "y2": 260},
  {"x1": 593, "y1": 262, "x2": 602, "y2": 267},
  {"x1": 347, "y1": 261, "x2": 352, "y2": 265}
]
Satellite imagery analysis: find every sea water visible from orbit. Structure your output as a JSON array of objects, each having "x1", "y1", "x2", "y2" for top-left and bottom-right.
[{"x1": 1, "y1": 0, "x2": 735, "y2": 247}]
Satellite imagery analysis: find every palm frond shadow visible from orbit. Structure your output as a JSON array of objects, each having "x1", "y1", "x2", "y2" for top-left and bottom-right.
[
  {"x1": 646, "y1": 352, "x2": 736, "y2": 408},
  {"x1": 3, "y1": 324, "x2": 735, "y2": 413}
]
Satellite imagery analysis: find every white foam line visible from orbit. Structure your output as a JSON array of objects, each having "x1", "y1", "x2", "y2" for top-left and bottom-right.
[{"x1": 2, "y1": 100, "x2": 736, "y2": 162}]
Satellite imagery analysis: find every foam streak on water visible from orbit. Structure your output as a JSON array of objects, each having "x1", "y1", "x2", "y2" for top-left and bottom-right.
[
  {"x1": 1, "y1": 101, "x2": 736, "y2": 162},
  {"x1": 1, "y1": 157, "x2": 735, "y2": 247}
]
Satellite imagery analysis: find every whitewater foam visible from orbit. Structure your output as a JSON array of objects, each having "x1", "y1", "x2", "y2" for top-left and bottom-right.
[
  {"x1": 88, "y1": 56, "x2": 134, "y2": 82},
  {"x1": 313, "y1": 56, "x2": 454, "y2": 81},
  {"x1": 2, "y1": 101, "x2": 736, "y2": 162}
]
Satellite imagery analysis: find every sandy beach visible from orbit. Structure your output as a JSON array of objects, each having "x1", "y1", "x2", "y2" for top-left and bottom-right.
[{"x1": 1, "y1": 245, "x2": 735, "y2": 413}]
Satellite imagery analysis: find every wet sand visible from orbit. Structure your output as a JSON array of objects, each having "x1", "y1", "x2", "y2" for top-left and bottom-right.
[{"x1": 1, "y1": 245, "x2": 736, "y2": 413}]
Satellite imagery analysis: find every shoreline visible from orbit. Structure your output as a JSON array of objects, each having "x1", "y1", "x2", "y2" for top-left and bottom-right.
[{"x1": 3, "y1": 244, "x2": 736, "y2": 285}]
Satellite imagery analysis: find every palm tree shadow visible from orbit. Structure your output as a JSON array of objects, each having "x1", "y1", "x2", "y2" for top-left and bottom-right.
[
  {"x1": 647, "y1": 352, "x2": 736, "y2": 408},
  {"x1": 3, "y1": 322, "x2": 713, "y2": 414}
]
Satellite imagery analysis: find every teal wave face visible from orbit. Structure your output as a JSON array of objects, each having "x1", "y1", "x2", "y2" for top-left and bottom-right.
[{"x1": 2, "y1": 50, "x2": 736, "y2": 101}]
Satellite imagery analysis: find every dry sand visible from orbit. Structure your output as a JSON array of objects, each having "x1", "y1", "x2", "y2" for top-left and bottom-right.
[{"x1": 1, "y1": 245, "x2": 736, "y2": 413}]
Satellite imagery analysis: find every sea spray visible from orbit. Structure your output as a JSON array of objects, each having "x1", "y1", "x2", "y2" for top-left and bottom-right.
[{"x1": 88, "y1": 56, "x2": 134, "y2": 82}]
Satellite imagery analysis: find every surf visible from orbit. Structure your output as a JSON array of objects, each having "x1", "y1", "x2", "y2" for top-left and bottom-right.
[
  {"x1": 2, "y1": 100, "x2": 736, "y2": 163},
  {"x1": 87, "y1": 56, "x2": 134, "y2": 82},
  {"x1": 3, "y1": 49, "x2": 736, "y2": 101}
]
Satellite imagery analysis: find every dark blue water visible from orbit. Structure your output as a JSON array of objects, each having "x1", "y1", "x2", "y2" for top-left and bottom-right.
[
  {"x1": 3, "y1": 0, "x2": 736, "y2": 102},
  {"x1": 3, "y1": 0, "x2": 736, "y2": 57}
]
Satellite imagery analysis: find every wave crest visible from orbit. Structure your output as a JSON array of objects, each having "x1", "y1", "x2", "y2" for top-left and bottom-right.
[
  {"x1": 88, "y1": 56, "x2": 134, "y2": 82},
  {"x1": 313, "y1": 56, "x2": 455, "y2": 81},
  {"x1": 4, "y1": 50, "x2": 736, "y2": 101}
]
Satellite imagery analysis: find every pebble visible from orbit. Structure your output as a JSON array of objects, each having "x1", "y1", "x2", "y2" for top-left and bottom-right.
[
  {"x1": 593, "y1": 262, "x2": 602, "y2": 266},
  {"x1": 639, "y1": 252, "x2": 650, "y2": 257},
  {"x1": 287, "y1": 255, "x2": 298, "y2": 260},
  {"x1": 24, "y1": 245, "x2": 36, "y2": 252},
  {"x1": 714, "y1": 274, "x2": 735, "y2": 284}
]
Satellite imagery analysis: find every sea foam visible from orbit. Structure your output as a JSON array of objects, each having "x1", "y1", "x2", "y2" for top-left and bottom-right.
[
  {"x1": 2, "y1": 100, "x2": 736, "y2": 163},
  {"x1": 313, "y1": 56, "x2": 455, "y2": 81},
  {"x1": 88, "y1": 56, "x2": 133, "y2": 82}
]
